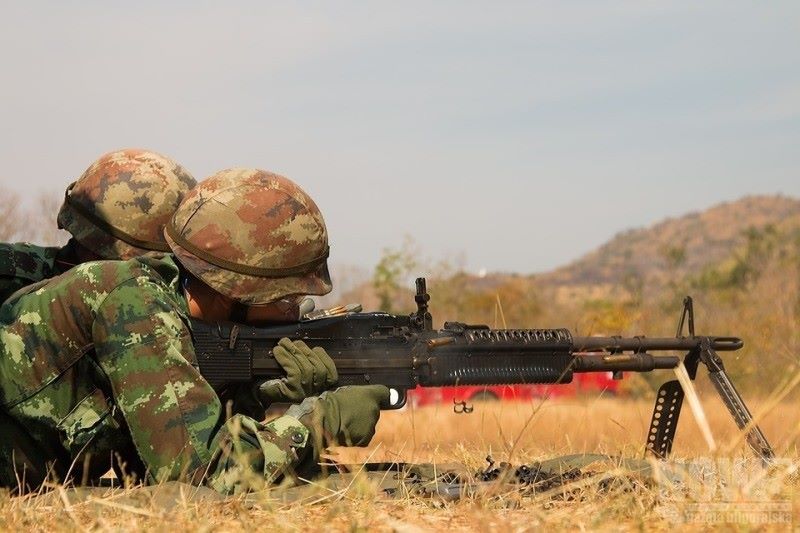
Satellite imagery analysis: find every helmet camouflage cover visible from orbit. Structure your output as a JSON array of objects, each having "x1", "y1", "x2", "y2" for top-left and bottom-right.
[
  {"x1": 57, "y1": 149, "x2": 197, "y2": 259},
  {"x1": 164, "y1": 168, "x2": 332, "y2": 305}
]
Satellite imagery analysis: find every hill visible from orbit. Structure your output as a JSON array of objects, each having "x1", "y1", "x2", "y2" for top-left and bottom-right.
[
  {"x1": 537, "y1": 195, "x2": 800, "y2": 301},
  {"x1": 338, "y1": 194, "x2": 800, "y2": 310}
]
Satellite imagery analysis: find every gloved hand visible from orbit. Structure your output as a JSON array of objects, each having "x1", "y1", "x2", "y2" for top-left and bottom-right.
[
  {"x1": 255, "y1": 338, "x2": 338, "y2": 405},
  {"x1": 286, "y1": 385, "x2": 390, "y2": 447}
]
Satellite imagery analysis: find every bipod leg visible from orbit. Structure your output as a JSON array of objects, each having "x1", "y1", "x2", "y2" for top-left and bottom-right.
[
  {"x1": 645, "y1": 348, "x2": 701, "y2": 459},
  {"x1": 699, "y1": 341, "x2": 774, "y2": 463},
  {"x1": 645, "y1": 380, "x2": 684, "y2": 458}
]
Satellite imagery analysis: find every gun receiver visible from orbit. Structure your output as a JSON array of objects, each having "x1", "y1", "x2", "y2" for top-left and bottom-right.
[{"x1": 191, "y1": 278, "x2": 773, "y2": 462}]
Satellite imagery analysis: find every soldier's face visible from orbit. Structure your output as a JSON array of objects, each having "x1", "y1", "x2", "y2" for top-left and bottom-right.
[
  {"x1": 184, "y1": 276, "x2": 301, "y2": 324},
  {"x1": 244, "y1": 296, "x2": 303, "y2": 324}
]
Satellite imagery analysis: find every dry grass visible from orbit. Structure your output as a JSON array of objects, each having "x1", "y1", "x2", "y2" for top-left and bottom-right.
[
  {"x1": 3, "y1": 394, "x2": 798, "y2": 532},
  {"x1": 340, "y1": 393, "x2": 800, "y2": 463}
]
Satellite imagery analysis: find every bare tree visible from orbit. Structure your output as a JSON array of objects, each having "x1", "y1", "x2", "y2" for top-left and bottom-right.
[
  {"x1": 30, "y1": 190, "x2": 69, "y2": 246},
  {"x1": 0, "y1": 186, "x2": 28, "y2": 241},
  {"x1": 0, "y1": 186, "x2": 69, "y2": 245}
]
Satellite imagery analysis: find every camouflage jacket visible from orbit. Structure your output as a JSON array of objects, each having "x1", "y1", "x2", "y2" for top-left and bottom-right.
[
  {"x1": 0, "y1": 242, "x2": 65, "y2": 304},
  {"x1": 0, "y1": 254, "x2": 311, "y2": 494}
]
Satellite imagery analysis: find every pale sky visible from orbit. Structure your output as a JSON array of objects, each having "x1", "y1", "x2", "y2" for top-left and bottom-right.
[{"x1": 1, "y1": 2, "x2": 798, "y2": 274}]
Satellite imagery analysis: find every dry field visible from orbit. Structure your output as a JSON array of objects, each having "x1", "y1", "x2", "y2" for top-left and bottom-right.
[{"x1": 2, "y1": 391, "x2": 798, "y2": 532}]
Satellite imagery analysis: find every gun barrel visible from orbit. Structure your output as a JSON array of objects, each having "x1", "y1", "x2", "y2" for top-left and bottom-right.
[
  {"x1": 571, "y1": 336, "x2": 743, "y2": 352},
  {"x1": 573, "y1": 353, "x2": 680, "y2": 372}
]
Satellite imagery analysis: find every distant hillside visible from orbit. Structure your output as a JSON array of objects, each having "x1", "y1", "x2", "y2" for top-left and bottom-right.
[
  {"x1": 335, "y1": 194, "x2": 800, "y2": 313},
  {"x1": 538, "y1": 195, "x2": 800, "y2": 301}
]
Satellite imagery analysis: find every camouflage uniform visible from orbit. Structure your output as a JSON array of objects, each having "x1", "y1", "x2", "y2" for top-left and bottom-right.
[
  {"x1": 0, "y1": 243, "x2": 63, "y2": 304},
  {"x1": 0, "y1": 168, "x2": 352, "y2": 494},
  {"x1": 0, "y1": 149, "x2": 196, "y2": 304},
  {"x1": 0, "y1": 254, "x2": 311, "y2": 493}
]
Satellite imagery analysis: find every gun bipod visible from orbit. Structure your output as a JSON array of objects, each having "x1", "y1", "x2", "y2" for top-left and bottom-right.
[{"x1": 645, "y1": 298, "x2": 774, "y2": 463}]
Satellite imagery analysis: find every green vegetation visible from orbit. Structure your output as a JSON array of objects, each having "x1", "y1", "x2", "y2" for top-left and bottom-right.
[{"x1": 371, "y1": 238, "x2": 417, "y2": 313}]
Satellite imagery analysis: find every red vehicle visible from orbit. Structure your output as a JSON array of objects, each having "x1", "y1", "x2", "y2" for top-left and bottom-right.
[{"x1": 407, "y1": 372, "x2": 620, "y2": 407}]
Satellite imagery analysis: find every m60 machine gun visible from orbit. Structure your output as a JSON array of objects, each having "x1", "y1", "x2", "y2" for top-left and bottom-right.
[{"x1": 193, "y1": 278, "x2": 773, "y2": 461}]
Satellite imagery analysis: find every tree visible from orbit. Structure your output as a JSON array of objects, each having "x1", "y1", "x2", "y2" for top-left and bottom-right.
[
  {"x1": 0, "y1": 186, "x2": 26, "y2": 241},
  {"x1": 372, "y1": 237, "x2": 417, "y2": 313},
  {"x1": 0, "y1": 186, "x2": 69, "y2": 245}
]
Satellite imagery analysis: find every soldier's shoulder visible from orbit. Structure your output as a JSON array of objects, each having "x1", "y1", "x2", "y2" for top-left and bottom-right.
[
  {"x1": 0, "y1": 242, "x2": 60, "y2": 280},
  {"x1": 67, "y1": 253, "x2": 182, "y2": 290},
  {"x1": 130, "y1": 253, "x2": 183, "y2": 288},
  {"x1": 3, "y1": 255, "x2": 184, "y2": 321}
]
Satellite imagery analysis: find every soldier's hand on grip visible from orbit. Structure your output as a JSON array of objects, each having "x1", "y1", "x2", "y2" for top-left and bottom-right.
[{"x1": 256, "y1": 338, "x2": 338, "y2": 404}]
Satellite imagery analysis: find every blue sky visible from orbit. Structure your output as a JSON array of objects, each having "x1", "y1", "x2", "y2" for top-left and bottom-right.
[{"x1": 1, "y1": 2, "x2": 798, "y2": 274}]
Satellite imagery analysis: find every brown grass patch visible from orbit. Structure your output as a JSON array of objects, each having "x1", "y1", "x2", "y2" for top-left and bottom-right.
[{"x1": 3, "y1": 396, "x2": 797, "y2": 531}]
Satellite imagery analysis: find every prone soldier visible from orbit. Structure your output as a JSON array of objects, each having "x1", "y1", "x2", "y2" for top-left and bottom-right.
[{"x1": 0, "y1": 168, "x2": 387, "y2": 494}]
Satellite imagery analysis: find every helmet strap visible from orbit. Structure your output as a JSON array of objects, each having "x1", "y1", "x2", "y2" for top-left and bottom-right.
[
  {"x1": 230, "y1": 301, "x2": 248, "y2": 323},
  {"x1": 165, "y1": 222, "x2": 329, "y2": 278}
]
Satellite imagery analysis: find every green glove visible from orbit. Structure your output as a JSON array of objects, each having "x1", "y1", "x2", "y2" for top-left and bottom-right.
[
  {"x1": 286, "y1": 385, "x2": 390, "y2": 447},
  {"x1": 256, "y1": 338, "x2": 338, "y2": 405}
]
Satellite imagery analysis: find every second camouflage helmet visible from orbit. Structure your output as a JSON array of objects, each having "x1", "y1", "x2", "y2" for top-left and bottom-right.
[
  {"x1": 164, "y1": 168, "x2": 332, "y2": 305},
  {"x1": 57, "y1": 149, "x2": 197, "y2": 259}
]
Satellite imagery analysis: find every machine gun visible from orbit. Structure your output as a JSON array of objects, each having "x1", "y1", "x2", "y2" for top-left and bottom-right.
[{"x1": 192, "y1": 278, "x2": 773, "y2": 462}]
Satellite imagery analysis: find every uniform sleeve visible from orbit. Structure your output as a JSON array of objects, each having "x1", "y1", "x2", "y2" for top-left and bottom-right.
[
  {"x1": 91, "y1": 276, "x2": 311, "y2": 492},
  {"x1": 0, "y1": 277, "x2": 29, "y2": 305}
]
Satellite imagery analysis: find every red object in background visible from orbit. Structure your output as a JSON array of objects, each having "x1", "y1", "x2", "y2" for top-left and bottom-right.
[{"x1": 407, "y1": 372, "x2": 620, "y2": 407}]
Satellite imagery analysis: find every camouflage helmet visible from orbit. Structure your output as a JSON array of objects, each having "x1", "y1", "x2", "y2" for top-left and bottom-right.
[
  {"x1": 164, "y1": 168, "x2": 332, "y2": 305},
  {"x1": 57, "y1": 149, "x2": 197, "y2": 260}
]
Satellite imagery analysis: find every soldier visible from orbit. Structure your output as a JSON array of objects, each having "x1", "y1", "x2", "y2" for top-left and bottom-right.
[
  {"x1": 0, "y1": 168, "x2": 388, "y2": 494},
  {"x1": 0, "y1": 148, "x2": 197, "y2": 302}
]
